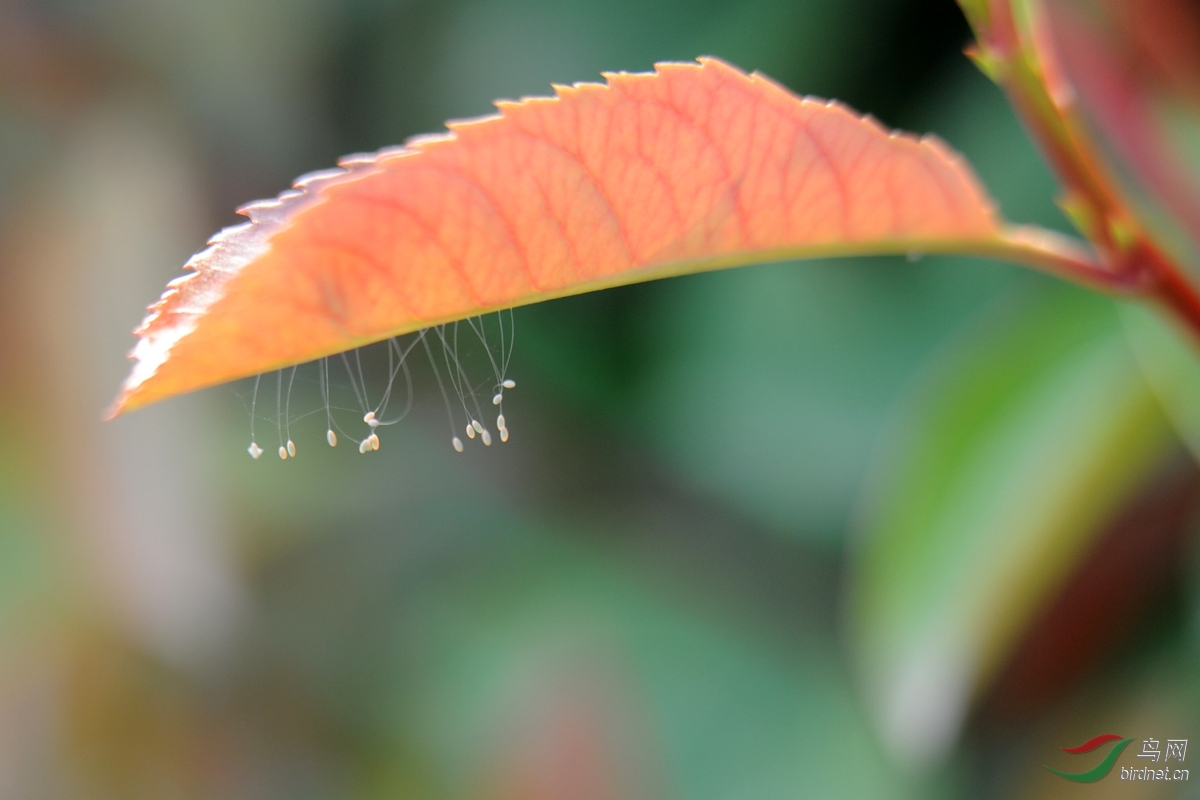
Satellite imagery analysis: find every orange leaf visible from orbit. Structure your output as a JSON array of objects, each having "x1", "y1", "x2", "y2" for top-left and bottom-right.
[{"x1": 110, "y1": 57, "x2": 1029, "y2": 417}]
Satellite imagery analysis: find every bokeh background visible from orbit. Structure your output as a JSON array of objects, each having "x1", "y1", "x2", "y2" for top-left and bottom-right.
[{"x1": 0, "y1": 0, "x2": 1198, "y2": 797}]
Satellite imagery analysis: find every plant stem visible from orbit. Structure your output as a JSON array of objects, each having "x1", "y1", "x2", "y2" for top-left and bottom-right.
[
  {"x1": 986, "y1": 226, "x2": 1142, "y2": 295},
  {"x1": 1137, "y1": 241, "x2": 1200, "y2": 340},
  {"x1": 958, "y1": 0, "x2": 1200, "y2": 342}
]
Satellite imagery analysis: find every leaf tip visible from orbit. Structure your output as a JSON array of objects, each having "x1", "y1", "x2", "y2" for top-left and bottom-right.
[{"x1": 104, "y1": 373, "x2": 145, "y2": 420}]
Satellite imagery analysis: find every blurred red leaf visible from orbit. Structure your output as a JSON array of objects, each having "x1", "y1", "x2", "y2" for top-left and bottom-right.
[{"x1": 1045, "y1": 0, "x2": 1200, "y2": 256}]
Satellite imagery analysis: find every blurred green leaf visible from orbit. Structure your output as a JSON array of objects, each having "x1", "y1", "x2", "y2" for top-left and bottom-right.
[
  {"x1": 1123, "y1": 300, "x2": 1200, "y2": 461},
  {"x1": 849, "y1": 285, "x2": 1178, "y2": 766}
]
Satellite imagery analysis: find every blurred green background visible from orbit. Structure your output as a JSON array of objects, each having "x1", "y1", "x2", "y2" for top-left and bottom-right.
[{"x1": 0, "y1": 0, "x2": 1197, "y2": 797}]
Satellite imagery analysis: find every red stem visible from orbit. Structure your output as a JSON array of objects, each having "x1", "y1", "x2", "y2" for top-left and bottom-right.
[
  {"x1": 1141, "y1": 242, "x2": 1200, "y2": 337},
  {"x1": 962, "y1": 0, "x2": 1200, "y2": 343}
]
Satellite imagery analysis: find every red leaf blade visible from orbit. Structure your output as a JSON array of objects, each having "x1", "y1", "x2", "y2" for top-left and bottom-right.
[{"x1": 111, "y1": 57, "x2": 1003, "y2": 416}]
